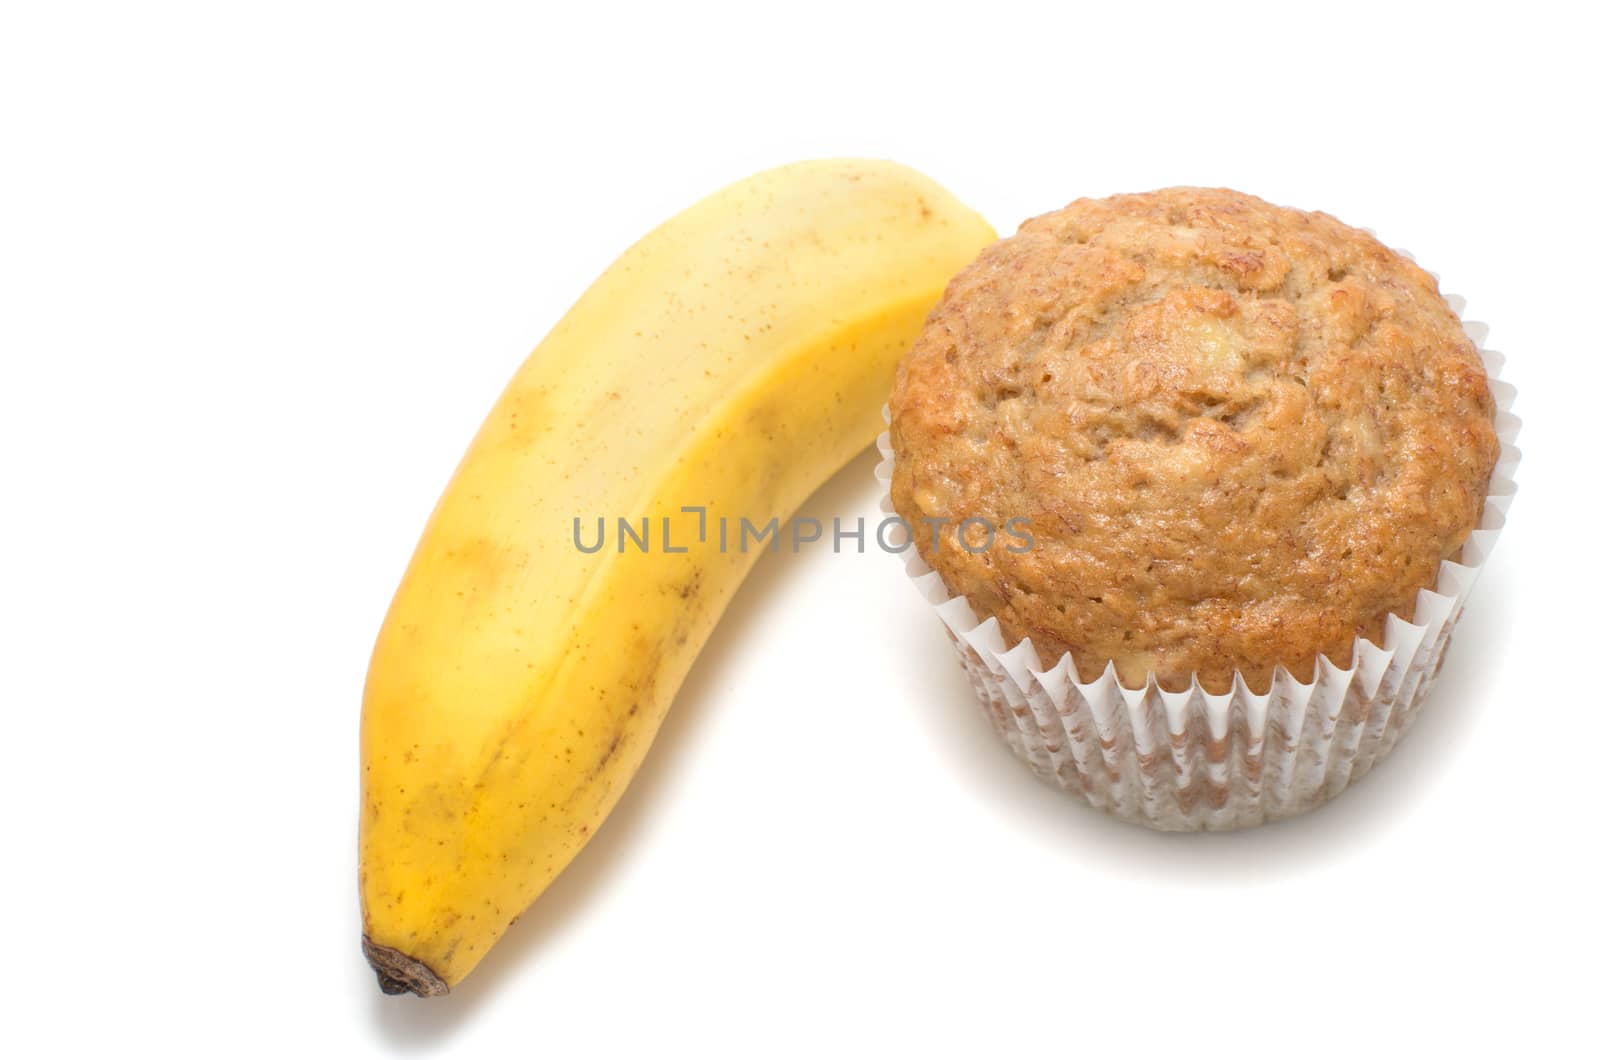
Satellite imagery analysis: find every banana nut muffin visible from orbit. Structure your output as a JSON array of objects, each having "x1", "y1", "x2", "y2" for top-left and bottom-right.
[{"x1": 889, "y1": 188, "x2": 1499, "y2": 693}]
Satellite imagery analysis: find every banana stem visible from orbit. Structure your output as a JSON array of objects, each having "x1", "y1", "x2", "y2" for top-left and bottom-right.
[{"x1": 362, "y1": 936, "x2": 449, "y2": 998}]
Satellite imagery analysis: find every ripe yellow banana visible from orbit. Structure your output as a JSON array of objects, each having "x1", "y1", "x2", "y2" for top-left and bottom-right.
[{"x1": 359, "y1": 159, "x2": 993, "y2": 996}]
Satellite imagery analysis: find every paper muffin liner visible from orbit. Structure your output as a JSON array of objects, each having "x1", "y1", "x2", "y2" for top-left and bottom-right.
[{"x1": 877, "y1": 276, "x2": 1520, "y2": 831}]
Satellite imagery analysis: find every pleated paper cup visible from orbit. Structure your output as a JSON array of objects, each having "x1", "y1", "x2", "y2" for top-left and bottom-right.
[{"x1": 877, "y1": 284, "x2": 1519, "y2": 831}]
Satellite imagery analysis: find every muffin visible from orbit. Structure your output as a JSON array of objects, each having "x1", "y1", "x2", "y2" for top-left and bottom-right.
[{"x1": 885, "y1": 187, "x2": 1514, "y2": 829}]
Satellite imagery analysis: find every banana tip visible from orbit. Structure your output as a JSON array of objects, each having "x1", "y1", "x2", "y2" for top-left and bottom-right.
[{"x1": 362, "y1": 935, "x2": 449, "y2": 998}]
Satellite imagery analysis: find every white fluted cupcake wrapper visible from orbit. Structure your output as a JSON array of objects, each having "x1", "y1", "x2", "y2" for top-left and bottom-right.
[{"x1": 878, "y1": 281, "x2": 1519, "y2": 831}]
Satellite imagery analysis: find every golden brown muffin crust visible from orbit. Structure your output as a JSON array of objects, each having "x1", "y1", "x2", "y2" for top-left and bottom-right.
[{"x1": 889, "y1": 188, "x2": 1499, "y2": 693}]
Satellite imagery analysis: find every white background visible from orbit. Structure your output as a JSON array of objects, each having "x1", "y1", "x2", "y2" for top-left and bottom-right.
[{"x1": 3, "y1": 2, "x2": 1596, "y2": 1056}]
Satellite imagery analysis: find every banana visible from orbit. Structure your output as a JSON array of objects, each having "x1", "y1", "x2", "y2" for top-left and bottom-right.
[{"x1": 359, "y1": 159, "x2": 993, "y2": 996}]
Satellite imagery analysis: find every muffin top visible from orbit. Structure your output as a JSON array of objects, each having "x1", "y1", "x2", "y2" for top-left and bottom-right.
[{"x1": 889, "y1": 187, "x2": 1499, "y2": 693}]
